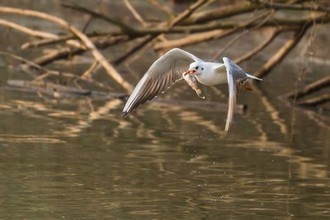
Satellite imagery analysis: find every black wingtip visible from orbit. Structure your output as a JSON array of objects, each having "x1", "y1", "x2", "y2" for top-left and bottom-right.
[{"x1": 121, "y1": 111, "x2": 129, "y2": 118}]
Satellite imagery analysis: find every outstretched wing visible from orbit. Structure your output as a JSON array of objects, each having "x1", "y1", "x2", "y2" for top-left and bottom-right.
[
  {"x1": 222, "y1": 57, "x2": 262, "y2": 132},
  {"x1": 224, "y1": 62, "x2": 237, "y2": 133},
  {"x1": 122, "y1": 48, "x2": 202, "y2": 116},
  {"x1": 223, "y1": 57, "x2": 246, "y2": 132}
]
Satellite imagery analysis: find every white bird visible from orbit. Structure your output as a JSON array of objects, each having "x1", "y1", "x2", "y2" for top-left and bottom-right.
[{"x1": 122, "y1": 48, "x2": 262, "y2": 132}]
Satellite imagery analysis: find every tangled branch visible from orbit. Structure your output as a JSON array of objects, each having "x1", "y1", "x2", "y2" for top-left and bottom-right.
[{"x1": 0, "y1": 0, "x2": 328, "y2": 107}]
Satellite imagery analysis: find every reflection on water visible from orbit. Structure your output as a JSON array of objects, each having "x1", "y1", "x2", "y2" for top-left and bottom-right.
[{"x1": 0, "y1": 67, "x2": 329, "y2": 219}]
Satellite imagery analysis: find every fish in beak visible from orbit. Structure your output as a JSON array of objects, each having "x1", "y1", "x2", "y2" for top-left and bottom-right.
[{"x1": 182, "y1": 71, "x2": 205, "y2": 99}]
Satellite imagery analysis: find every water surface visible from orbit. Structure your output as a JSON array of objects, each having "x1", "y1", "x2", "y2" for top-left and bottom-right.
[{"x1": 0, "y1": 64, "x2": 329, "y2": 219}]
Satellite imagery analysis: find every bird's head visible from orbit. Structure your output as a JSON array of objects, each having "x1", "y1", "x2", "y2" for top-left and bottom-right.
[{"x1": 186, "y1": 62, "x2": 205, "y2": 76}]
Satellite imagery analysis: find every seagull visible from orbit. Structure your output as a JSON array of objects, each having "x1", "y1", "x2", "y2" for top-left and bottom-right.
[{"x1": 122, "y1": 48, "x2": 262, "y2": 132}]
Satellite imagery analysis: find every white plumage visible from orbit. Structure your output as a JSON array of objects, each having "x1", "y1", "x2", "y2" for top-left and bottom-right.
[{"x1": 122, "y1": 48, "x2": 262, "y2": 132}]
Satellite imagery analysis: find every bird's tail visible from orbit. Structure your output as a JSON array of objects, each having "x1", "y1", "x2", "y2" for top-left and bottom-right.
[
  {"x1": 239, "y1": 73, "x2": 262, "y2": 91},
  {"x1": 246, "y1": 73, "x2": 262, "y2": 81}
]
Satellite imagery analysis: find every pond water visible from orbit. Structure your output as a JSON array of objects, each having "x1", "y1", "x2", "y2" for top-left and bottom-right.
[{"x1": 0, "y1": 61, "x2": 329, "y2": 219}]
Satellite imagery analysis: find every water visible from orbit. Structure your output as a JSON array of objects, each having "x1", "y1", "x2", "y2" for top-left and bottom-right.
[{"x1": 0, "y1": 64, "x2": 329, "y2": 219}]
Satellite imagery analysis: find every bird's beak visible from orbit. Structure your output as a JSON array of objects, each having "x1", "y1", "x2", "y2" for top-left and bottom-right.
[{"x1": 186, "y1": 70, "x2": 196, "y2": 75}]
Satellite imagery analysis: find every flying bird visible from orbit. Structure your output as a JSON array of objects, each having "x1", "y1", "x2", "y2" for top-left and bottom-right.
[{"x1": 122, "y1": 48, "x2": 262, "y2": 132}]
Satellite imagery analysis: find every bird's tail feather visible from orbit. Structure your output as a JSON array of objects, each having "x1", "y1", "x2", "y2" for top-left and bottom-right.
[{"x1": 246, "y1": 73, "x2": 262, "y2": 81}]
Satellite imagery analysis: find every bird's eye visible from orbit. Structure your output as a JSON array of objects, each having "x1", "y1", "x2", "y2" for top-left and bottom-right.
[
  {"x1": 195, "y1": 66, "x2": 199, "y2": 70},
  {"x1": 201, "y1": 68, "x2": 204, "y2": 71}
]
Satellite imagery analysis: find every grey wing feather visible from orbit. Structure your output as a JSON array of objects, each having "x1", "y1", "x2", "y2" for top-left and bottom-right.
[
  {"x1": 122, "y1": 48, "x2": 202, "y2": 116},
  {"x1": 220, "y1": 57, "x2": 262, "y2": 132},
  {"x1": 224, "y1": 62, "x2": 237, "y2": 132},
  {"x1": 223, "y1": 57, "x2": 262, "y2": 132},
  {"x1": 223, "y1": 57, "x2": 241, "y2": 132}
]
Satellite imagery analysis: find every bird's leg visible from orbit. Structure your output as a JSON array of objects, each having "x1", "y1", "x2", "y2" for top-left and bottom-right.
[{"x1": 236, "y1": 78, "x2": 252, "y2": 92}]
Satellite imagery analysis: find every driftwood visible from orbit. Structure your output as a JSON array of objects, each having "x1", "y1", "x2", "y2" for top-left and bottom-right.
[
  {"x1": 296, "y1": 94, "x2": 330, "y2": 107},
  {"x1": 7, "y1": 79, "x2": 92, "y2": 98},
  {"x1": 6, "y1": 79, "x2": 129, "y2": 100},
  {"x1": 0, "y1": 6, "x2": 133, "y2": 92},
  {"x1": 0, "y1": 0, "x2": 329, "y2": 108},
  {"x1": 286, "y1": 76, "x2": 330, "y2": 100},
  {"x1": 285, "y1": 76, "x2": 330, "y2": 108},
  {"x1": 5, "y1": 79, "x2": 244, "y2": 116}
]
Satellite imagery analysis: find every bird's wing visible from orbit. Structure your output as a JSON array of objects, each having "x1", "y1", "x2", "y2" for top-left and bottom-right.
[
  {"x1": 123, "y1": 48, "x2": 202, "y2": 116},
  {"x1": 214, "y1": 63, "x2": 226, "y2": 73},
  {"x1": 223, "y1": 57, "x2": 262, "y2": 132},
  {"x1": 224, "y1": 61, "x2": 237, "y2": 132},
  {"x1": 223, "y1": 57, "x2": 246, "y2": 132}
]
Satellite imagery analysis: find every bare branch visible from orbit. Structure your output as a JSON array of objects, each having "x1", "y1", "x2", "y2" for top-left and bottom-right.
[
  {"x1": 0, "y1": 6, "x2": 133, "y2": 91},
  {"x1": 286, "y1": 76, "x2": 330, "y2": 100},
  {"x1": 114, "y1": 0, "x2": 211, "y2": 65},
  {"x1": 296, "y1": 94, "x2": 330, "y2": 107},
  {"x1": 60, "y1": 3, "x2": 136, "y2": 34},
  {"x1": 251, "y1": 0, "x2": 330, "y2": 13},
  {"x1": 0, "y1": 51, "x2": 112, "y2": 91},
  {"x1": 21, "y1": 35, "x2": 73, "y2": 49},
  {"x1": 0, "y1": 51, "x2": 44, "y2": 71},
  {"x1": 81, "y1": 60, "x2": 99, "y2": 79},
  {"x1": 235, "y1": 27, "x2": 279, "y2": 63},
  {"x1": 154, "y1": 29, "x2": 230, "y2": 50},
  {"x1": 154, "y1": 10, "x2": 272, "y2": 50},
  {"x1": 0, "y1": 19, "x2": 58, "y2": 39},
  {"x1": 255, "y1": 25, "x2": 310, "y2": 78},
  {"x1": 147, "y1": 0, "x2": 173, "y2": 17},
  {"x1": 184, "y1": 1, "x2": 257, "y2": 24},
  {"x1": 123, "y1": 0, "x2": 147, "y2": 27}
]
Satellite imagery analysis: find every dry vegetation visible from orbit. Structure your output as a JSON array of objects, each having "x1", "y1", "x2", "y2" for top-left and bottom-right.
[{"x1": 0, "y1": 0, "x2": 329, "y2": 109}]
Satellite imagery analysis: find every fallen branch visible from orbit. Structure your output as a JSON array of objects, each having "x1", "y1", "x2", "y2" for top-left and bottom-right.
[
  {"x1": 6, "y1": 79, "x2": 129, "y2": 100},
  {"x1": 81, "y1": 60, "x2": 99, "y2": 79},
  {"x1": 0, "y1": 51, "x2": 111, "y2": 91},
  {"x1": 1, "y1": 0, "x2": 329, "y2": 104},
  {"x1": 154, "y1": 10, "x2": 272, "y2": 50},
  {"x1": 0, "y1": 51, "x2": 44, "y2": 71},
  {"x1": 255, "y1": 24, "x2": 310, "y2": 78},
  {"x1": 235, "y1": 28, "x2": 279, "y2": 63},
  {"x1": 252, "y1": 0, "x2": 330, "y2": 13},
  {"x1": 21, "y1": 34, "x2": 74, "y2": 49},
  {"x1": 147, "y1": 0, "x2": 173, "y2": 17},
  {"x1": 286, "y1": 76, "x2": 330, "y2": 100},
  {"x1": 7, "y1": 79, "x2": 91, "y2": 97},
  {"x1": 60, "y1": 3, "x2": 136, "y2": 34},
  {"x1": 183, "y1": 1, "x2": 258, "y2": 25},
  {"x1": 33, "y1": 35, "x2": 129, "y2": 66},
  {"x1": 159, "y1": 29, "x2": 231, "y2": 51},
  {"x1": 296, "y1": 94, "x2": 330, "y2": 107},
  {"x1": 0, "y1": 6, "x2": 133, "y2": 92},
  {"x1": 212, "y1": 10, "x2": 276, "y2": 61},
  {"x1": 123, "y1": 0, "x2": 147, "y2": 27},
  {"x1": 0, "y1": 19, "x2": 58, "y2": 39},
  {"x1": 114, "y1": 0, "x2": 211, "y2": 65}
]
